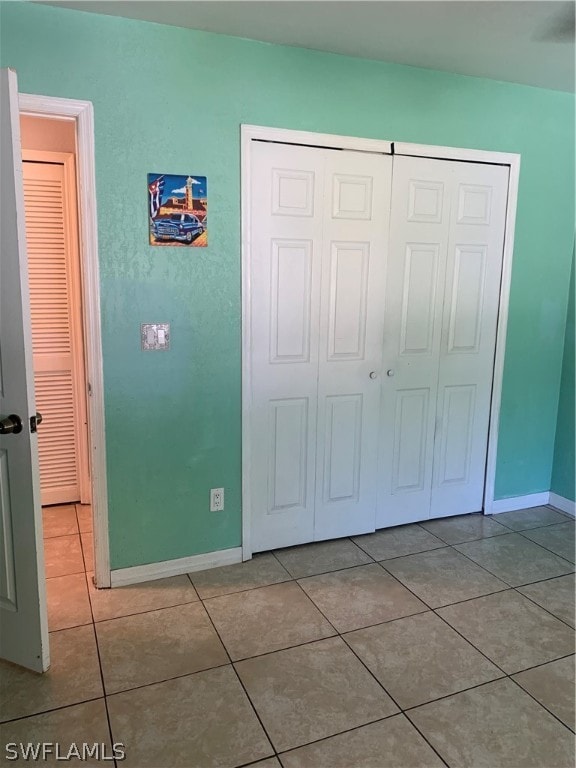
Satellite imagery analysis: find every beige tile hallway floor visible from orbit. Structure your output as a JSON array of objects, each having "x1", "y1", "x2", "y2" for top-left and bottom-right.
[{"x1": 0, "y1": 505, "x2": 574, "y2": 767}]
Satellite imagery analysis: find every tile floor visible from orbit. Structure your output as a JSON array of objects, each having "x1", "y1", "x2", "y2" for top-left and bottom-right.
[{"x1": 0, "y1": 504, "x2": 574, "y2": 767}]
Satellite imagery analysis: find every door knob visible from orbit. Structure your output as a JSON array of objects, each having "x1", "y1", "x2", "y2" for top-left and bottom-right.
[
  {"x1": 386, "y1": 369, "x2": 395, "y2": 377},
  {"x1": 0, "y1": 414, "x2": 23, "y2": 435},
  {"x1": 369, "y1": 371, "x2": 378, "y2": 380}
]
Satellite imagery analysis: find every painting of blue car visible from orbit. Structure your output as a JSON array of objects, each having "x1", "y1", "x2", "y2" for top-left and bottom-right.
[
  {"x1": 152, "y1": 213, "x2": 205, "y2": 244},
  {"x1": 148, "y1": 173, "x2": 208, "y2": 247}
]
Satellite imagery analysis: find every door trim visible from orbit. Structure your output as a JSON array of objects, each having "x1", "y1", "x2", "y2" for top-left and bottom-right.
[
  {"x1": 241, "y1": 127, "x2": 520, "y2": 559},
  {"x1": 19, "y1": 93, "x2": 111, "y2": 587}
]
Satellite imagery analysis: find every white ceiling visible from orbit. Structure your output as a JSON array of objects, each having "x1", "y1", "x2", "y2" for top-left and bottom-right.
[{"x1": 38, "y1": 1, "x2": 575, "y2": 92}]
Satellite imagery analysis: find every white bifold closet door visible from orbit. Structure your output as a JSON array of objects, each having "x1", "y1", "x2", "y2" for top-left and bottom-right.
[
  {"x1": 250, "y1": 141, "x2": 392, "y2": 552},
  {"x1": 378, "y1": 155, "x2": 508, "y2": 527}
]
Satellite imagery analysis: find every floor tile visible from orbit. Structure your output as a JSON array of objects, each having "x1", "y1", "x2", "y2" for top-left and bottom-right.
[
  {"x1": 88, "y1": 573, "x2": 198, "y2": 622},
  {"x1": 96, "y1": 602, "x2": 228, "y2": 694},
  {"x1": 204, "y1": 581, "x2": 335, "y2": 661},
  {"x1": 382, "y1": 547, "x2": 507, "y2": 608},
  {"x1": 352, "y1": 525, "x2": 444, "y2": 561},
  {"x1": 0, "y1": 625, "x2": 103, "y2": 722},
  {"x1": 298, "y1": 564, "x2": 426, "y2": 632},
  {"x1": 191, "y1": 553, "x2": 290, "y2": 599},
  {"x1": 81, "y1": 532, "x2": 94, "y2": 572},
  {"x1": 495, "y1": 505, "x2": 568, "y2": 531},
  {"x1": 107, "y1": 665, "x2": 273, "y2": 768},
  {"x1": 0, "y1": 700, "x2": 111, "y2": 766},
  {"x1": 279, "y1": 714, "x2": 445, "y2": 768},
  {"x1": 517, "y1": 573, "x2": 575, "y2": 627},
  {"x1": 455, "y1": 533, "x2": 574, "y2": 586},
  {"x1": 44, "y1": 534, "x2": 84, "y2": 578},
  {"x1": 512, "y1": 656, "x2": 575, "y2": 730},
  {"x1": 273, "y1": 539, "x2": 372, "y2": 578},
  {"x1": 437, "y1": 590, "x2": 575, "y2": 674},
  {"x1": 420, "y1": 513, "x2": 508, "y2": 545},
  {"x1": 253, "y1": 760, "x2": 281, "y2": 768},
  {"x1": 46, "y1": 573, "x2": 92, "y2": 631},
  {"x1": 236, "y1": 637, "x2": 398, "y2": 752},
  {"x1": 76, "y1": 504, "x2": 93, "y2": 533},
  {"x1": 345, "y1": 611, "x2": 502, "y2": 709},
  {"x1": 521, "y1": 521, "x2": 575, "y2": 563},
  {"x1": 409, "y1": 678, "x2": 575, "y2": 767},
  {"x1": 42, "y1": 505, "x2": 78, "y2": 538}
]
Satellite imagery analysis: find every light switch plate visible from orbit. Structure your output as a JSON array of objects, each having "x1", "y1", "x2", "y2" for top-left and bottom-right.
[{"x1": 141, "y1": 323, "x2": 170, "y2": 351}]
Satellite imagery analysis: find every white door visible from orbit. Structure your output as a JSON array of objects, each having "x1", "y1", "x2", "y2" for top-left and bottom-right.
[
  {"x1": 378, "y1": 155, "x2": 508, "y2": 527},
  {"x1": 314, "y1": 150, "x2": 391, "y2": 540},
  {"x1": 0, "y1": 69, "x2": 49, "y2": 672},
  {"x1": 249, "y1": 141, "x2": 392, "y2": 551}
]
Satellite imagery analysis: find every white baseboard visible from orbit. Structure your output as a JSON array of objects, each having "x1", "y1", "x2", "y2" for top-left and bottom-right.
[
  {"x1": 110, "y1": 547, "x2": 243, "y2": 588},
  {"x1": 489, "y1": 492, "x2": 550, "y2": 515},
  {"x1": 549, "y1": 492, "x2": 576, "y2": 517}
]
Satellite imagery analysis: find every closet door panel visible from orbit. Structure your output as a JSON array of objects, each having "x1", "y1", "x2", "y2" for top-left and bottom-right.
[
  {"x1": 314, "y1": 151, "x2": 392, "y2": 540},
  {"x1": 431, "y1": 163, "x2": 508, "y2": 517},
  {"x1": 378, "y1": 157, "x2": 449, "y2": 527},
  {"x1": 250, "y1": 142, "x2": 325, "y2": 551}
]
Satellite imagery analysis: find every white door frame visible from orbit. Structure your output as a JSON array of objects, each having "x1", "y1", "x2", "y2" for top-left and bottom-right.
[
  {"x1": 241, "y1": 126, "x2": 520, "y2": 559},
  {"x1": 19, "y1": 93, "x2": 111, "y2": 587}
]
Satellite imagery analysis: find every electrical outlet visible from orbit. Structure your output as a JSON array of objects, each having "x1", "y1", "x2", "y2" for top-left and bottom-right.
[{"x1": 210, "y1": 487, "x2": 224, "y2": 512}]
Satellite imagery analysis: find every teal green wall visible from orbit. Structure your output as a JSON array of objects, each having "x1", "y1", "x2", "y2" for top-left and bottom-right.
[
  {"x1": 551, "y1": 250, "x2": 575, "y2": 502},
  {"x1": 1, "y1": 3, "x2": 574, "y2": 568}
]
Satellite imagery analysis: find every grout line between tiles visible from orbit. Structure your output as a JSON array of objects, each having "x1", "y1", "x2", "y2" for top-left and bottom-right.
[
  {"x1": 427, "y1": 604, "x2": 576, "y2": 735},
  {"x1": 443, "y1": 537, "x2": 572, "y2": 588},
  {"x1": 337, "y1": 634, "x2": 451, "y2": 767},
  {"x1": 272, "y1": 541, "x2": 377, "y2": 579},
  {"x1": 497, "y1": 512, "x2": 575, "y2": 533},
  {"x1": 508, "y1": 667, "x2": 576, "y2": 735},
  {"x1": 84, "y1": 569, "x2": 118, "y2": 768},
  {"x1": 88, "y1": 594, "x2": 203, "y2": 625},
  {"x1": 515, "y1": 529, "x2": 575, "y2": 565},
  {"x1": 199, "y1": 589, "x2": 279, "y2": 760},
  {"x1": 403, "y1": 673, "x2": 511, "y2": 715},
  {"x1": 290, "y1": 577, "x2": 453, "y2": 766},
  {"x1": 512, "y1": 586, "x2": 575, "y2": 630},
  {"x1": 102, "y1": 661, "x2": 232, "y2": 700},
  {"x1": 0, "y1": 695, "x2": 106, "y2": 727},
  {"x1": 273, "y1": 712, "x2": 422, "y2": 765},
  {"x1": 353, "y1": 550, "x2": 518, "y2": 683},
  {"x1": 415, "y1": 521, "x2": 510, "y2": 547},
  {"x1": 230, "y1": 632, "x2": 344, "y2": 663},
  {"x1": 511, "y1": 569, "x2": 576, "y2": 588},
  {"x1": 193, "y1": 575, "x2": 293, "y2": 601}
]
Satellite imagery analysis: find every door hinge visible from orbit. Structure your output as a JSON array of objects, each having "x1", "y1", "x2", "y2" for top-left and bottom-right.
[{"x1": 87, "y1": 382, "x2": 93, "y2": 396}]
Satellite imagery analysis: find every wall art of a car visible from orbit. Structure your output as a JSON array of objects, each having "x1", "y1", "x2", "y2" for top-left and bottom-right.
[{"x1": 152, "y1": 213, "x2": 205, "y2": 243}]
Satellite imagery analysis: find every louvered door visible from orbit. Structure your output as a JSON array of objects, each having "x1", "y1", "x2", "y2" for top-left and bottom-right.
[{"x1": 22, "y1": 153, "x2": 90, "y2": 506}]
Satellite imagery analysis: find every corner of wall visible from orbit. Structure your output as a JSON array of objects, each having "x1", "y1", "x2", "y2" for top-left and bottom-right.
[{"x1": 551, "y1": 245, "x2": 575, "y2": 503}]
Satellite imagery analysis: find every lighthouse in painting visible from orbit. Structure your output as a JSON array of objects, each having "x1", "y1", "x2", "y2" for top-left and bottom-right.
[{"x1": 185, "y1": 176, "x2": 195, "y2": 210}]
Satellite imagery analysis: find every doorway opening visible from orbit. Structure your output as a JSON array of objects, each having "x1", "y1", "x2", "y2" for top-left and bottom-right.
[
  {"x1": 20, "y1": 115, "x2": 94, "y2": 588},
  {"x1": 19, "y1": 95, "x2": 110, "y2": 590}
]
